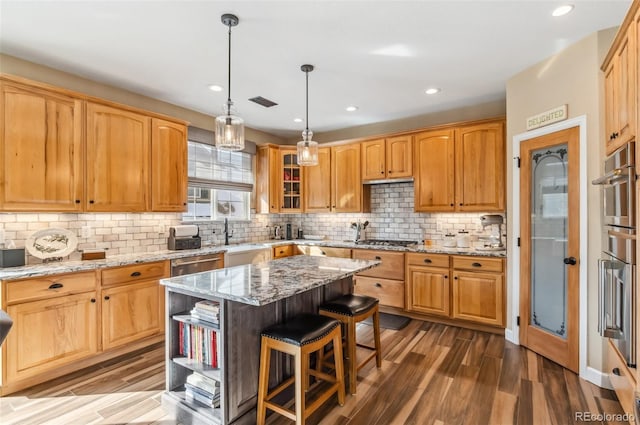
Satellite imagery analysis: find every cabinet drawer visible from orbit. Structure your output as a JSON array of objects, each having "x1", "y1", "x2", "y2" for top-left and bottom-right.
[
  {"x1": 605, "y1": 339, "x2": 636, "y2": 416},
  {"x1": 101, "y1": 261, "x2": 168, "y2": 286},
  {"x1": 5, "y1": 271, "x2": 97, "y2": 304},
  {"x1": 273, "y1": 245, "x2": 294, "y2": 258},
  {"x1": 452, "y1": 256, "x2": 503, "y2": 273},
  {"x1": 354, "y1": 276, "x2": 404, "y2": 308},
  {"x1": 353, "y1": 249, "x2": 405, "y2": 280},
  {"x1": 297, "y1": 245, "x2": 352, "y2": 258},
  {"x1": 406, "y1": 252, "x2": 449, "y2": 268}
]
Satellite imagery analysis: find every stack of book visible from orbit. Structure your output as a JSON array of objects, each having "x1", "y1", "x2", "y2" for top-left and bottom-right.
[
  {"x1": 191, "y1": 300, "x2": 220, "y2": 326},
  {"x1": 177, "y1": 322, "x2": 218, "y2": 367},
  {"x1": 185, "y1": 372, "x2": 220, "y2": 408}
]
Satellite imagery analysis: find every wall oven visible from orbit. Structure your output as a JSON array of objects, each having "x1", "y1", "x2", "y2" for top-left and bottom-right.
[{"x1": 594, "y1": 142, "x2": 636, "y2": 367}]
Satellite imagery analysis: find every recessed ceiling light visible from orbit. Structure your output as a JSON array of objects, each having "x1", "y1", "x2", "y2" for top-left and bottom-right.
[
  {"x1": 425, "y1": 88, "x2": 441, "y2": 95},
  {"x1": 293, "y1": 118, "x2": 303, "y2": 123},
  {"x1": 552, "y1": 5, "x2": 574, "y2": 17},
  {"x1": 208, "y1": 84, "x2": 223, "y2": 92},
  {"x1": 346, "y1": 106, "x2": 359, "y2": 112}
]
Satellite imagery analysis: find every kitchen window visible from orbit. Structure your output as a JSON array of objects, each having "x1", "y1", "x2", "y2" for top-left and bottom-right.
[{"x1": 183, "y1": 140, "x2": 253, "y2": 221}]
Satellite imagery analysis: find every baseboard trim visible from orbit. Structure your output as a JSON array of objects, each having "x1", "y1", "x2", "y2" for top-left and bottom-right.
[
  {"x1": 505, "y1": 328, "x2": 518, "y2": 345},
  {"x1": 583, "y1": 366, "x2": 612, "y2": 389}
]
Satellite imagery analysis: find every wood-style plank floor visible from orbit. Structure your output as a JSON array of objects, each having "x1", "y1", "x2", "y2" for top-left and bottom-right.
[{"x1": 0, "y1": 320, "x2": 626, "y2": 425}]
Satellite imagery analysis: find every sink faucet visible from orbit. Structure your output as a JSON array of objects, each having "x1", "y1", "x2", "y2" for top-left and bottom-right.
[{"x1": 224, "y1": 218, "x2": 233, "y2": 245}]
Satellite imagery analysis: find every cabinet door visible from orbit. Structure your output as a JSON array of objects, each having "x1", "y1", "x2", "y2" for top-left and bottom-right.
[
  {"x1": 86, "y1": 102, "x2": 150, "y2": 212},
  {"x1": 386, "y1": 135, "x2": 413, "y2": 179},
  {"x1": 101, "y1": 280, "x2": 163, "y2": 350},
  {"x1": 5, "y1": 292, "x2": 98, "y2": 382},
  {"x1": 151, "y1": 118, "x2": 187, "y2": 211},
  {"x1": 280, "y1": 149, "x2": 303, "y2": 212},
  {"x1": 303, "y1": 147, "x2": 331, "y2": 212},
  {"x1": 361, "y1": 139, "x2": 385, "y2": 180},
  {"x1": 604, "y1": 62, "x2": 618, "y2": 153},
  {"x1": 407, "y1": 265, "x2": 450, "y2": 317},
  {"x1": 331, "y1": 144, "x2": 362, "y2": 212},
  {"x1": 615, "y1": 23, "x2": 636, "y2": 148},
  {"x1": 455, "y1": 122, "x2": 505, "y2": 212},
  {"x1": 0, "y1": 81, "x2": 83, "y2": 211},
  {"x1": 413, "y1": 129, "x2": 455, "y2": 212},
  {"x1": 452, "y1": 270, "x2": 504, "y2": 326}
]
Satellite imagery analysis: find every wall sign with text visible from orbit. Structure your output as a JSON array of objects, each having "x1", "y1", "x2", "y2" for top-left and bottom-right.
[{"x1": 526, "y1": 105, "x2": 568, "y2": 131}]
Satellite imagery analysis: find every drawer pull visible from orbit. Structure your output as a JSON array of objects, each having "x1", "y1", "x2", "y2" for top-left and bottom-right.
[
  {"x1": 423, "y1": 258, "x2": 432, "y2": 264},
  {"x1": 321, "y1": 251, "x2": 326, "y2": 255},
  {"x1": 104, "y1": 295, "x2": 110, "y2": 301},
  {"x1": 612, "y1": 367, "x2": 621, "y2": 376},
  {"x1": 48, "y1": 283, "x2": 64, "y2": 289},
  {"x1": 375, "y1": 282, "x2": 382, "y2": 288},
  {"x1": 130, "y1": 271, "x2": 142, "y2": 277},
  {"x1": 472, "y1": 262, "x2": 482, "y2": 268},
  {"x1": 375, "y1": 256, "x2": 382, "y2": 260}
]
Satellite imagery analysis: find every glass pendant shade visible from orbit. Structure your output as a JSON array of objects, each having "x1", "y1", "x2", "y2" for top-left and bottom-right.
[
  {"x1": 215, "y1": 111, "x2": 244, "y2": 151},
  {"x1": 297, "y1": 129, "x2": 318, "y2": 166}
]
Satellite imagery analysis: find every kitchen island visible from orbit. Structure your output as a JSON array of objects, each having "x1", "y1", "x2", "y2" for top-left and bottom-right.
[{"x1": 160, "y1": 255, "x2": 379, "y2": 425}]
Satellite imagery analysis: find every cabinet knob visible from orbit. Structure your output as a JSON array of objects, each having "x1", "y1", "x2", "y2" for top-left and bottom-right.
[
  {"x1": 444, "y1": 275, "x2": 448, "y2": 279},
  {"x1": 321, "y1": 251, "x2": 326, "y2": 255},
  {"x1": 380, "y1": 171, "x2": 384, "y2": 174},
  {"x1": 375, "y1": 256, "x2": 382, "y2": 260},
  {"x1": 459, "y1": 203, "x2": 463, "y2": 206},
  {"x1": 183, "y1": 202, "x2": 187, "y2": 206},
  {"x1": 90, "y1": 298, "x2": 96, "y2": 303},
  {"x1": 130, "y1": 271, "x2": 142, "y2": 277},
  {"x1": 472, "y1": 262, "x2": 482, "y2": 268},
  {"x1": 89, "y1": 200, "x2": 95, "y2": 204},
  {"x1": 454, "y1": 276, "x2": 458, "y2": 280},
  {"x1": 48, "y1": 283, "x2": 63, "y2": 289},
  {"x1": 326, "y1": 205, "x2": 330, "y2": 208},
  {"x1": 75, "y1": 200, "x2": 81, "y2": 204},
  {"x1": 450, "y1": 203, "x2": 454, "y2": 207},
  {"x1": 104, "y1": 295, "x2": 110, "y2": 300},
  {"x1": 423, "y1": 258, "x2": 432, "y2": 264},
  {"x1": 388, "y1": 170, "x2": 393, "y2": 174},
  {"x1": 612, "y1": 367, "x2": 621, "y2": 376},
  {"x1": 375, "y1": 282, "x2": 382, "y2": 288},
  {"x1": 332, "y1": 205, "x2": 336, "y2": 208}
]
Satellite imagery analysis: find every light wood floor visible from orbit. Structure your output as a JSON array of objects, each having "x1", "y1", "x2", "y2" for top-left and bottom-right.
[{"x1": 0, "y1": 319, "x2": 626, "y2": 425}]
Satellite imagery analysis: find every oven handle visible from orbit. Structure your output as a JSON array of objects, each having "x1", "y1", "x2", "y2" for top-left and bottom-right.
[
  {"x1": 599, "y1": 259, "x2": 607, "y2": 336},
  {"x1": 591, "y1": 167, "x2": 632, "y2": 185},
  {"x1": 599, "y1": 258, "x2": 625, "y2": 339}
]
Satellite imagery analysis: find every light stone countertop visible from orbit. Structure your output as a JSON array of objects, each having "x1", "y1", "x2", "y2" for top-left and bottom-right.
[
  {"x1": 160, "y1": 255, "x2": 380, "y2": 306},
  {"x1": 0, "y1": 239, "x2": 504, "y2": 281}
]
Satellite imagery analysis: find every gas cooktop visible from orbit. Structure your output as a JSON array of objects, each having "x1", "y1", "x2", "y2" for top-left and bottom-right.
[{"x1": 355, "y1": 239, "x2": 419, "y2": 247}]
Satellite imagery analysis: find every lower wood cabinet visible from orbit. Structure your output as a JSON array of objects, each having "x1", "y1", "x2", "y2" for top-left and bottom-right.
[
  {"x1": 5, "y1": 291, "x2": 98, "y2": 383},
  {"x1": 354, "y1": 276, "x2": 404, "y2": 308},
  {"x1": 1, "y1": 260, "x2": 169, "y2": 395},
  {"x1": 101, "y1": 280, "x2": 164, "y2": 350},
  {"x1": 272, "y1": 244, "x2": 295, "y2": 258},
  {"x1": 605, "y1": 339, "x2": 636, "y2": 417},
  {"x1": 353, "y1": 249, "x2": 405, "y2": 308},
  {"x1": 297, "y1": 245, "x2": 351, "y2": 258},
  {"x1": 451, "y1": 270, "x2": 504, "y2": 326}
]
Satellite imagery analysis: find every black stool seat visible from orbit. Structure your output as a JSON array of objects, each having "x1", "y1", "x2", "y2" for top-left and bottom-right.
[
  {"x1": 319, "y1": 294, "x2": 378, "y2": 317},
  {"x1": 261, "y1": 314, "x2": 340, "y2": 347}
]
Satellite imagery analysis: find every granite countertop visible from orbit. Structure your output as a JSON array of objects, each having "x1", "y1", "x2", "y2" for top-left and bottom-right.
[
  {"x1": 0, "y1": 238, "x2": 504, "y2": 281},
  {"x1": 160, "y1": 256, "x2": 380, "y2": 306}
]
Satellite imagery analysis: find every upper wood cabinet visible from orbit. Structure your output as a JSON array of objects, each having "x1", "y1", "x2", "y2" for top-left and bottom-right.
[
  {"x1": 361, "y1": 136, "x2": 412, "y2": 181},
  {"x1": 0, "y1": 80, "x2": 83, "y2": 212},
  {"x1": 331, "y1": 144, "x2": 365, "y2": 212},
  {"x1": 414, "y1": 129, "x2": 456, "y2": 212},
  {"x1": 414, "y1": 120, "x2": 505, "y2": 213},
  {"x1": 303, "y1": 147, "x2": 331, "y2": 212},
  {"x1": 455, "y1": 121, "x2": 505, "y2": 211},
  {"x1": 280, "y1": 149, "x2": 303, "y2": 212},
  {"x1": 256, "y1": 144, "x2": 280, "y2": 213},
  {"x1": 0, "y1": 75, "x2": 188, "y2": 213},
  {"x1": 151, "y1": 118, "x2": 187, "y2": 212},
  {"x1": 603, "y1": 12, "x2": 637, "y2": 155},
  {"x1": 86, "y1": 102, "x2": 150, "y2": 212}
]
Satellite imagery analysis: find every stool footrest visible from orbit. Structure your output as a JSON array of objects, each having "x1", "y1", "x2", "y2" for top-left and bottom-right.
[
  {"x1": 265, "y1": 376, "x2": 295, "y2": 401},
  {"x1": 357, "y1": 351, "x2": 378, "y2": 372},
  {"x1": 356, "y1": 342, "x2": 376, "y2": 350},
  {"x1": 264, "y1": 401, "x2": 296, "y2": 421}
]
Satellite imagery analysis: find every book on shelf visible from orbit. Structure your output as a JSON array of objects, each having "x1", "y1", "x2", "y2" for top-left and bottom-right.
[
  {"x1": 190, "y1": 300, "x2": 220, "y2": 326},
  {"x1": 186, "y1": 371, "x2": 220, "y2": 395},
  {"x1": 177, "y1": 321, "x2": 219, "y2": 368},
  {"x1": 185, "y1": 383, "x2": 220, "y2": 408}
]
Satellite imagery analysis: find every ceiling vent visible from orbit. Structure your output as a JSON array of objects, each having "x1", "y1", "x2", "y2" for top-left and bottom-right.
[{"x1": 249, "y1": 96, "x2": 278, "y2": 108}]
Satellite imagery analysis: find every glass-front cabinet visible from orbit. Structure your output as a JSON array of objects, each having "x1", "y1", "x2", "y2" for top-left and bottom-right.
[{"x1": 280, "y1": 150, "x2": 302, "y2": 212}]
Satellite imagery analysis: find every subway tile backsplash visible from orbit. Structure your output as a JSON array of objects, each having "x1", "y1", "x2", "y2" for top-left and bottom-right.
[{"x1": 0, "y1": 182, "x2": 505, "y2": 264}]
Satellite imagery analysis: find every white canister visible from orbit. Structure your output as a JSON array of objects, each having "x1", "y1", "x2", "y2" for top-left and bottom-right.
[
  {"x1": 442, "y1": 233, "x2": 457, "y2": 248},
  {"x1": 456, "y1": 230, "x2": 470, "y2": 248}
]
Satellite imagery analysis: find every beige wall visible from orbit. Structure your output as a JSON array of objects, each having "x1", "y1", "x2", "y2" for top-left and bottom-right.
[
  {"x1": 506, "y1": 28, "x2": 617, "y2": 373},
  {"x1": 0, "y1": 54, "x2": 284, "y2": 145}
]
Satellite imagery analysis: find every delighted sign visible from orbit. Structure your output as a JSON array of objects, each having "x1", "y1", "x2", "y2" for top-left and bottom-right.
[{"x1": 526, "y1": 105, "x2": 568, "y2": 131}]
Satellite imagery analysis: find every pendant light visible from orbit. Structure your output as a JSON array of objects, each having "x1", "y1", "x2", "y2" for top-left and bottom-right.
[
  {"x1": 297, "y1": 64, "x2": 319, "y2": 166},
  {"x1": 215, "y1": 13, "x2": 244, "y2": 151}
]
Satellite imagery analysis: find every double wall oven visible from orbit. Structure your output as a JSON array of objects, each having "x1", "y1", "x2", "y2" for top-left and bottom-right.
[{"x1": 593, "y1": 142, "x2": 636, "y2": 366}]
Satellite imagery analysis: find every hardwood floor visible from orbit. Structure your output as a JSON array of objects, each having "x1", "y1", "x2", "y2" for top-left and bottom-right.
[{"x1": 0, "y1": 320, "x2": 626, "y2": 425}]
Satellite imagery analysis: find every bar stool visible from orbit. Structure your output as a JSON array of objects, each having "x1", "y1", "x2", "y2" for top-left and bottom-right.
[
  {"x1": 319, "y1": 294, "x2": 382, "y2": 394},
  {"x1": 256, "y1": 313, "x2": 345, "y2": 425}
]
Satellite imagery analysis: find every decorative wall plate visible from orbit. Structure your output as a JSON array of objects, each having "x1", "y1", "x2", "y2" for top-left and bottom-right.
[{"x1": 25, "y1": 228, "x2": 78, "y2": 260}]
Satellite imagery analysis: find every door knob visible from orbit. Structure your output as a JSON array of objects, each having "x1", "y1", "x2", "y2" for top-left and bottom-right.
[{"x1": 564, "y1": 257, "x2": 577, "y2": 265}]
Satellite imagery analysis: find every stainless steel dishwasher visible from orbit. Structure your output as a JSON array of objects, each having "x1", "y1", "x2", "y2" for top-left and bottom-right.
[{"x1": 170, "y1": 253, "x2": 224, "y2": 276}]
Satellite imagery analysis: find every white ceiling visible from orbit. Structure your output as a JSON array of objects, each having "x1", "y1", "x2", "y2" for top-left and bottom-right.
[{"x1": 0, "y1": 1, "x2": 631, "y2": 139}]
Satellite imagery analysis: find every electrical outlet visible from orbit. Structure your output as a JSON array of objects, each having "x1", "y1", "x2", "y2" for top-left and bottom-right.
[
  {"x1": 81, "y1": 225, "x2": 90, "y2": 238},
  {"x1": 157, "y1": 224, "x2": 166, "y2": 235}
]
